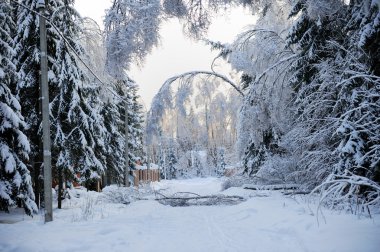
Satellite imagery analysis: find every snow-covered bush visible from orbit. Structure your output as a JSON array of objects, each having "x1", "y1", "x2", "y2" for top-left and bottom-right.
[
  {"x1": 221, "y1": 175, "x2": 252, "y2": 191},
  {"x1": 101, "y1": 184, "x2": 155, "y2": 204},
  {"x1": 81, "y1": 194, "x2": 96, "y2": 221},
  {"x1": 101, "y1": 185, "x2": 135, "y2": 204}
]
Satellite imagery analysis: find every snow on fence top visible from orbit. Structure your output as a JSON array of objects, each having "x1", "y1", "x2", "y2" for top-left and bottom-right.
[{"x1": 135, "y1": 163, "x2": 160, "y2": 170}]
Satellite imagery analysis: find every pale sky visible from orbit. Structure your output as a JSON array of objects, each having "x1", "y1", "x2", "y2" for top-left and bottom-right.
[{"x1": 74, "y1": 1, "x2": 256, "y2": 109}]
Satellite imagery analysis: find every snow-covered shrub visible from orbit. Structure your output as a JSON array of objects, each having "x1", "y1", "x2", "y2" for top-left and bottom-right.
[
  {"x1": 67, "y1": 190, "x2": 102, "y2": 222},
  {"x1": 101, "y1": 185, "x2": 134, "y2": 204},
  {"x1": 101, "y1": 184, "x2": 155, "y2": 204},
  {"x1": 81, "y1": 194, "x2": 95, "y2": 221}
]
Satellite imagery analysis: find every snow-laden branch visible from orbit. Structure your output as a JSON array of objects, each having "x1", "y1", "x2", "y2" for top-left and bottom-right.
[
  {"x1": 163, "y1": 70, "x2": 244, "y2": 97},
  {"x1": 235, "y1": 28, "x2": 294, "y2": 54},
  {"x1": 311, "y1": 170, "x2": 380, "y2": 214},
  {"x1": 254, "y1": 54, "x2": 297, "y2": 84}
]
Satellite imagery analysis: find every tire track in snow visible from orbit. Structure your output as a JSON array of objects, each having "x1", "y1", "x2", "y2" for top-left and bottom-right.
[{"x1": 202, "y1": 213, "x2": 243, "y2": 251}]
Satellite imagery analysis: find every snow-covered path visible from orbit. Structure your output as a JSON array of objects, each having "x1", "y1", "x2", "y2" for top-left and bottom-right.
[{"x1": 1, "y1": 177, "x2": 379, "y2": 252}]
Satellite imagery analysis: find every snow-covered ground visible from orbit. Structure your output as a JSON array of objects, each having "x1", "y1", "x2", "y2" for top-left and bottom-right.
[{"x1": 1, "y1": 177, "x2": 379, "y2": 252}]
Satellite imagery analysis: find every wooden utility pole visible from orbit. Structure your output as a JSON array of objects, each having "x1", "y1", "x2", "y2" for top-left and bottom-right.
[{"x1": 37, "y1": 0, "x2": 53, "y2": 222}]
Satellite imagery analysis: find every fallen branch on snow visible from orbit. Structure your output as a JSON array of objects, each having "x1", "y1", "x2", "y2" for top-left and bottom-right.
[
  {"x1": 155, "y1": 193, "x2": 245, "y2": 207},
  {"x1": 243, "y1": 184, "x2": 300, "y2": 191}
]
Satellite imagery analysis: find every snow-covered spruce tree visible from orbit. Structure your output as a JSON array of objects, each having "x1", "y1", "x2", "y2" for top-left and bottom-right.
[
  {"x1": 337, "y1": 0, "x2": 380, "y2": 184},
  {"x1": 13, "y1": 0, "x2": 68, "y2": 203},
  {"x1": 77, "y1": 18, "x2": 124, "y2": 185},
  {"x1": 79, "y1": 19, "x2": 147, "y2": 185},
  {"x1": 0, "y1": 0, "x2": 37, "y2": 215},
  {"x1": 101, "y1": 95, "x2": 125, "y2": 185},
  {"x1": 166, "y1": 142, "x2": 178, "y2": 180},
  {"x1": 285, "y1": 0, "x2": 380, "y2": 197},
  {"x1": 14, "y1": 0, "x2": 108, "y2": 194},
  {"x1": 104, "y1": 78, "x2": 146, "y2": 184},
  {"x1": 128, "y1": 80, "x2": 145, "y2": 163},
  {"x1": 216, "y1": 147, "x2": 226, "y2": 177},
  {"x1": 242, "y1": 129, "x2": 281, "y2": 177},
  {"x1": 48, "y1": 0, "x2": 107, "y2": 189},
  {"x1": 320, "y1": 0, "x2": 380, "y2": 206}
]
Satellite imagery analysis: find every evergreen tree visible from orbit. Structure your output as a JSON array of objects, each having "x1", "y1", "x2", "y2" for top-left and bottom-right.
[
  {"x1": 166, "y1": 141, "x2": 178, "y2": 180},
  {"x1": 216, "y1": 147, "x2": 226, "y2": 177},
  {"x1": 15, "y1": 0, "x2": 108, "y2": 192},
  {"x1": 335, "y1": 0, "x2": 380, "y2": 183},
  {"x1": 101, "y1": 77, "x2": 146, "y2": 185},
  {"x1": 102, "y1": 80, "x2": 131, "y2": 185},
  {"x1": 0, "y1": 0, "x2": 37, "y2": 215},
  {"x1": 243, "y1": 129, "x2": 282, "y2": 177},
  {"x1": 243, "y1": 141, "x2": 266, "y2": 177},
  {"x1": 101, "y1": 98, "x2": 125, "y2": 185},
  {"x1": 128, "y1": 80, "x2": 145, "y2": 163},
  {"x1": 50, "y1": 0, "x2": 108, "y2": 186}
]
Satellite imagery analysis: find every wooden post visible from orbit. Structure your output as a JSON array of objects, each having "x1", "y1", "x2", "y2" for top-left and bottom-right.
[{"x1": 38, "y1": 0, "x2": 53, "y2": 222}]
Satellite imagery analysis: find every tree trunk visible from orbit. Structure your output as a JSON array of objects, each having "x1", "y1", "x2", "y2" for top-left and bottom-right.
[
  {"x1": 33, "y1": 160, "x2": 40, "y2": 209},
  {"x1": 58, "y1": 168, "x2": 62, "y2": 209}
]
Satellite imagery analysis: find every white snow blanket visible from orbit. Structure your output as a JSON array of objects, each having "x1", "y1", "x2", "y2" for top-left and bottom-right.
[{"x1": 0, "y1": 177, "x2": 379, "y2": 252}]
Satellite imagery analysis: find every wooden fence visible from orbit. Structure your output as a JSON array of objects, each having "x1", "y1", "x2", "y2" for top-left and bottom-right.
[{"x1": 133, "y1": 169, "x2": 160, "y2": 186}]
